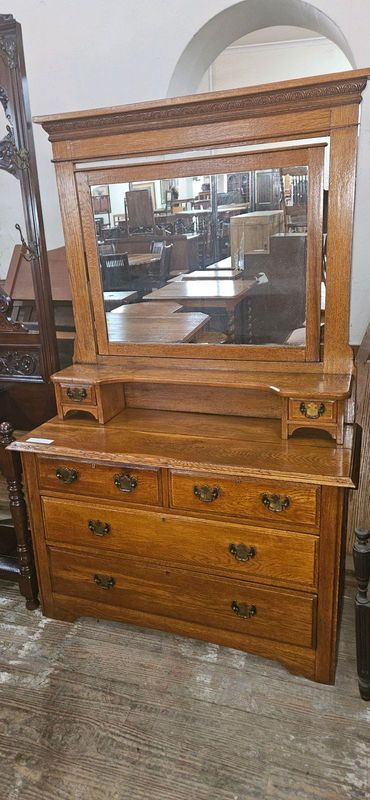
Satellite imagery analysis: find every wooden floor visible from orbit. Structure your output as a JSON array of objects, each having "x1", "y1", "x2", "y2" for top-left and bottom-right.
[{"x1": 0, "y1": 580, "x2": 369, "y2": 800}]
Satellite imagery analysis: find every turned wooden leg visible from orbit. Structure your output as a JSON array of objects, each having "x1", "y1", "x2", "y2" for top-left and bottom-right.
[
  {"x1": 353, "y1": 528, "x2": 370, "y2": 700},
  {"x1": 0, "y1": 422, "x2": 39, "y2": 610}
]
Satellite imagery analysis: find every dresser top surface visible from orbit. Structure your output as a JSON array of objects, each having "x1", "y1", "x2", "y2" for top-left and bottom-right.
[{"x1": 12, "y1": 408, "x2": 359, "y2": 488}]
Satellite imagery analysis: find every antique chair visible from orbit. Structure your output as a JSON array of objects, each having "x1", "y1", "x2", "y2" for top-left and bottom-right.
[{"x1": 100, "y1": 252, "x2": 130, "y2": 291}]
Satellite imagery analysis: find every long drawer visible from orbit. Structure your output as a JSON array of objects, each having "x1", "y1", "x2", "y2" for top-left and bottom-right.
[
  {"x1": 38, "y1": 457, "x2": 162, "y2": 506},
  {"x1": 42, "y1": 497, "x2": 318, "y2": 589},
  {"x1": 48, "y1": 548, "x2": 316, "y2": 649},
  {"x1": 170, "y1": 470, "x2": 320, "y2": 529}
]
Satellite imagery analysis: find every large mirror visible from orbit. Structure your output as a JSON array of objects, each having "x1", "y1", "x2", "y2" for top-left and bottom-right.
[{"x1": 77, "y1": 145, "x2": 324, "y2": 358}]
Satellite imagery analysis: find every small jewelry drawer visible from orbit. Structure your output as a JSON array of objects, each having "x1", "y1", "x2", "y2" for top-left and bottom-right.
[
  {"x1": 38, "y1": 457, "x2": 162, "y2": 506},
  {"x1": 169, "y1": 471, "x2": 320, "y2": 529},
  {"x1": 48, "y1": 548, "x2": 316, "y2": 649},
  {"x1": 60, "y1": 384, "x2": 96, "y2": 405},
  {"x1": 42, "y1": 498, "x2": 318, "y2": 590},
  {"x1": 289, "y1": 399, "x2": 336, "y2": 422}
]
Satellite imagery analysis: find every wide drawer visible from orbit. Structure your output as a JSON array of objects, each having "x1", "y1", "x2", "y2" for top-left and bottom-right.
[
  {"x1": 170, "y1": 471, "x2": 320, "y2": 529},
  {"x1": 42, "y1": 498, "x2": 318, "y2": 590},
  {"x1": 49, "y1": 548, "x2": 316, "y2": 648},
  {"x1": 38, "y1": 457, "x2": 161, "y2": 506}
]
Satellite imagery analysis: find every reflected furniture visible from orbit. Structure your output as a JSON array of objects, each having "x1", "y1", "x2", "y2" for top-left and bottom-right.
[
  {"x1": 11, "y1": 69, "x2": 369, "y2": 685},
  {"x1": 143, "y1": 278, "x2": 256, "y2": 340},
  {"x1": 230, "y1": 210, "x2": 284, "y2": 257}
]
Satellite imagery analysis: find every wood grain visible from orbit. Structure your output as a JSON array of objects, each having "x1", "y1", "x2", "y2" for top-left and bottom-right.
[{"x1": 0, "y1": 580, "x2": 367, "y2": 800}]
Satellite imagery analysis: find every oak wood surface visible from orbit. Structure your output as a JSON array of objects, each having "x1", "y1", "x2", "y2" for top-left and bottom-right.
[
  {"x1": 11, "y1": 409, "x2": 358, "y2": 488},
  {"x1": 49, "y1": 361, "x2": 353, "y2": 399},
  {"x1": 38, "y1": 457, "x2": 162, "y2": 506},
  {"x1": 42, "y1": 497, "x2": 318, "y2": 590},
  {"x1": 169, "y1": 471, "x2": 320, "y2": 529},
  {"x1": 48, "y1": 547, "x2": 316, "y2": 649}
]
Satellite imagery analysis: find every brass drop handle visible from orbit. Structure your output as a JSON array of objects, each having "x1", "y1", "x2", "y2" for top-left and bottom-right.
[
  {"x1": 56, "y1": 466, "x2": 79, "y2": 484},
  {"x1": 299, "y1": 401, "x2": 325, "y2": 419},
  {"x1": 261, "y1": 493, "x2": 290, "y2": 513},
  {"x1": 88, "y1": 519, "x2": 111, "y2": 537},
  {"x1": 231, "y1": 601, "x2": 257, "y2": 619},
  {"x1": 193, "y1": 485, "x2": 220, "y2": 503},
  {"x1": 94, "y1": 574, "x2": 115, "y2": 589},
  {"x1": 229, "y1": 543, "x2": 256, "y2": 562},
  {"x1": 114, "y1": 473, "x2": 138, "y2": 493},
  {"x1": 66, "y1": 387, "x2": 87, "y2": 402}
]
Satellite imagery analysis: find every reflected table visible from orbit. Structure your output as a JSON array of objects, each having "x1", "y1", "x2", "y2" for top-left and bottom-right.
[
  {"x1": 106, "y1": 311, "x2": 210, "y2": 343},
  {"x1": 143, "y1": 279, "x2": 256, "y2": 341}
]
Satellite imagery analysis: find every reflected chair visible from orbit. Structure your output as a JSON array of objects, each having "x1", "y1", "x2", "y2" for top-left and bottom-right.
[
  {"x1": 150, "y1": 240, "x2": 165, "y2": 256},
  {"x1": 151, "y1": 243, "x2": 173, "y2": 289},
  {"x1": 100, "y1": 252, "x2": 130, "y2": 291}
]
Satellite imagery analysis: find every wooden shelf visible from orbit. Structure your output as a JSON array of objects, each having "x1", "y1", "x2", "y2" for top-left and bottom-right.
[{"x1": 51, "y1": 363, "x2": 352, "y2": 400}]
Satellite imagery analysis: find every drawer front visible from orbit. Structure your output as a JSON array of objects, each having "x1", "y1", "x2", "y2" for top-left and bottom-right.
[
  {"x1": 60, "y1": 384, "x2": 96, "y2": 405},
  {"x1": 170, "y1": 471, "x2": 320, "y2": 529},
  {"x1": 42, "y1": 498, "x2": 318, "y2": 590},
  {"x1": 49, "y1": 548, "x2": 316, "y2": 648},
  {"x1": 289, "y1": 399, "x2": 336, "y2": 422},
  {"x1": 38, "y1": 458, "x2": 161, "y2": 506}
]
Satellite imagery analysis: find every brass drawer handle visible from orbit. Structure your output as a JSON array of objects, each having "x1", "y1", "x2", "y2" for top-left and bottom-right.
[
  {"x1": 261, "y1": 493, "x2": 290, "y2": 513},
  {"x1": 229, "y1": 543, "x2": 256, "y2": 562},
  {"x1": 88, "y1": 519, "x2": 111, "y2": 537},
  {"x1": 299, "y1": 401, "x2": 325, "y2": 419},
  {"x1": 231, "y1": 601, "x2": 257, "y2": 619},
  {"x1": 66, "y1": 387, "x2": 88, "y2": 402},
  {"x1": 114, "y1": 473, "x2": 138, "y2": 493},
  {"x1": 55, "y1": 466, "x2": 79, "y2": 484},
  {"x1": 193, "y1": 485, "x2": 220, "y2": 503},
  {"x1": 94, "y1": 574, "x2": 115, "y2": 589}
]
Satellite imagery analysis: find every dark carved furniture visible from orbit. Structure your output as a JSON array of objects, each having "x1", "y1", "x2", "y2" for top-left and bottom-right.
[
  {"x1": 10, "y1": 69, "x2": 369, "y2": 684},
  {"x1": 0, "y1": 421, "x2": 38, "y2": 608},
  {"x1": 353, "y1": 528, "x2": 370, "y2": 700},
  {"x1": 0, "y1": 14, "x2": 58, "y2": 427}
]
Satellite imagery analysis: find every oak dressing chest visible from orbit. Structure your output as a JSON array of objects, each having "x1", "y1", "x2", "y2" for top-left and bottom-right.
[{"x1": 11, "y1": 69, "x2": 369, "y2": 683}]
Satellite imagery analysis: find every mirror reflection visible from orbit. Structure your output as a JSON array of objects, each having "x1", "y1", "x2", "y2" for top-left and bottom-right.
[{"x1": 91, "y1": 167, "x2": 310, "y2": 346}]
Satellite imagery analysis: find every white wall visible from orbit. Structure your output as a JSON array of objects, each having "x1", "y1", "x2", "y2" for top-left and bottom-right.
[
  {"x1": 197, "y1": 30, "x2": 351, "y2": 92},
  {"x1": 1, "y1": 0, "x2": 370, "y2": 342}
]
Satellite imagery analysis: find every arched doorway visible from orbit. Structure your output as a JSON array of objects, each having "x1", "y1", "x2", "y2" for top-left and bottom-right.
[{"x1": 167, "y1": 0, "x2": 355, "y2": 97}]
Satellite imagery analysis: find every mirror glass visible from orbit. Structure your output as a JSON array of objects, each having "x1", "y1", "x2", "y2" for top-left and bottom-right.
[{"x1": 90, "y1": 165, "x2": 312, "y2": 347}]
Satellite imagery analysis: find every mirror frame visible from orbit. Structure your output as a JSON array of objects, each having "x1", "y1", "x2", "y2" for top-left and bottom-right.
[
  {"x1": 76, "y1": 144, "x2": 324, "y2": 361},
  {"x1": 35, "y1": 68, "x2": 370, "y2": 375}
]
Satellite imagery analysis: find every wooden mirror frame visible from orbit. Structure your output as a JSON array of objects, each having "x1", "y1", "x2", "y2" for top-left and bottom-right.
[
  {"x1": 76, "y1": 143, "x2": 324, "y2": 362},
  {"x1": 35, "y1": 69, "x2": 369, "y2": 377}
]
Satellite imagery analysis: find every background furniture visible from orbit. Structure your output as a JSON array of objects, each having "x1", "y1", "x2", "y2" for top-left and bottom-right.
[
  {"x1": 0, "y1": 421, "x2": 38, "y2": 609},
  {"x1": 353, "y1": 528, "x2": 370, "y2": 700},
  {"x1": 11, "y1": 69, "x2": 368, "y2": 686},
  {"x1": 0, "y1": 14, "x2": 59, "y2": 428}
]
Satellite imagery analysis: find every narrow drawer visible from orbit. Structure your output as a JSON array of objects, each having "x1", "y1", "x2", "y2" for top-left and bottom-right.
[
  {"x1": 170, "y1": 471, "x2": 320, "y2": 529},
  {"x1": 49, "y1": 548, "x2": 316, "y2": 649},
  {"x1": 289, "y1": 399, "x2": 336, "y2": 422},
  {"x1": 60, "y1": 384, "x2": 96, "y2": 405},
  {"x1": 38, "y1": 457, "x2": 161, "y2": 506},
  {"x1": 42, "y1": 498, "x2": 318, "y2": 590}
]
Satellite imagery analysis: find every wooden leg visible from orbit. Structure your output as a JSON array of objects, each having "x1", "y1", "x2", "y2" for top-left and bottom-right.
[
  {"x1": 225, "y1": 308, "x2": 236, "y2": 342},
  {"x1": 353, "y1": 528, "x2": 370, "y2": 700},
  {"x1": 0, "y1": 422, "x2": 39, "y2": 610}
]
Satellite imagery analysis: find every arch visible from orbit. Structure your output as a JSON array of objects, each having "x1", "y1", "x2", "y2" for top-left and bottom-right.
[{"x1": 167, "y1": 0, "x2": 356, "y2": 97}]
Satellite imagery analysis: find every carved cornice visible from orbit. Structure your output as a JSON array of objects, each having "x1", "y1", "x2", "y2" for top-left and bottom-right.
[
  {"x1": 36, "y1": 73, "x2": 369, "y2": 143},
  {"x1": 0, "y1": 349, "x2": 38, "y2": 377}
]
